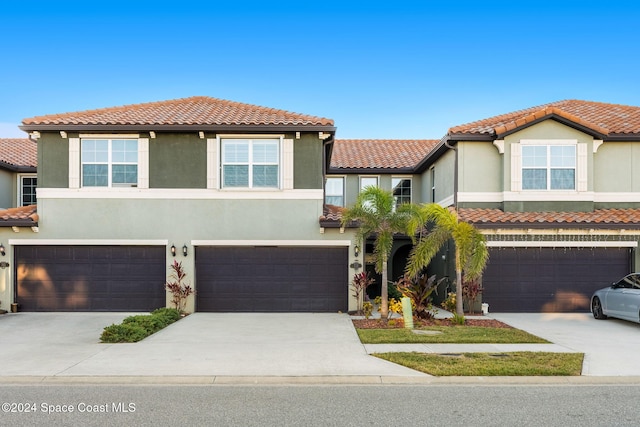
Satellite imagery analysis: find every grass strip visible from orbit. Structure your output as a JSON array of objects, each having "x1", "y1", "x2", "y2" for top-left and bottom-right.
[
  {"x1": 374, "y1": 352, "x2": 584, "y2": 376},
  {"x1": 357, "y1": 326, "x2": 549, "y2": 344}
]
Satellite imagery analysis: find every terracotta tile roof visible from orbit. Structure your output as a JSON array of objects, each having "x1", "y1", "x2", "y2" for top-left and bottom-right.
[
  {"x1": 458, "y1": 208, "x2": 640, "y2": 227},
  {"x1": 0, "y1": 205, "x2": 38, "y2": 225},
  {"x1": 330, "y1": 139, "x2": 439, "y2": 170},
  {"x1": 320, "y1": 204, "x2": 345, "y2": 223},
  {"x1": 0, "y1": 138, "x2": 37, "y2": 169},
  {"x1": 22, "y1": 96, "x2": 334, "y2": 128},
  {"x1": 449, "y1": 100, "x2": 640, "y2": 137}
]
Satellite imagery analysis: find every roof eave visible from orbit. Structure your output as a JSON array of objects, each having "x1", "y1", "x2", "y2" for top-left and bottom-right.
[
  {"x1": 0, "y1": 220, "x2": 38, "y2": 227},
  {"x1": 471, "y1": 222, "x2": 640, "y2": 230},
  {"x1": 495, "y1": 115, "x2": 609, "y2": 140},
  {"x1": 0, "y1": 162, "x2": 37, "y2": 173},
  {"x1": 327, "y1": 167, "x2": 416, "y2": 174},
  {"x1": 19, "y1": 124, "x2": 337, "y2": 133}
]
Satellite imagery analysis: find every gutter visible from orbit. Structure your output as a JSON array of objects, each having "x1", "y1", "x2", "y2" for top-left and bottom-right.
[
  {"x1": 444, "y1": 136, "x2": 459, "y2": 210},
  {"x1": 19, "y1": 124, "x2": 338, "y2": 133}
]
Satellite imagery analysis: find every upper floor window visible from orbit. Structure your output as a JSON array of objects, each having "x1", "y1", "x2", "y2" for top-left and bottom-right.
[
  {"x1": 359, "y1": 176, "x2": 378, "y2": 191},
  {"x1": 221, "y1": 138, "x2": 279, "y2": 188},
  {"x1": 325, "y1": 177, "x2": 344, "y2": 206},
  {"x1": 430, "y1": 167, "x2": 435, "y2": 202},
  {"x1": 19, "y1": 174, "x2": 37, "y2": 206},
  {"x1": 81, "y1": 139, "x2": 138, "y2": 187},
  {"x1": 522, "y1": 145, "x2": 576, "y2": 190},
  {"x1": 392, "y1": 177, "x2": 411, "y2": 207}
]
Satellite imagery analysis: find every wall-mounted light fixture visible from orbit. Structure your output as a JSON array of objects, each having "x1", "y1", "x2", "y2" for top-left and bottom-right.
[
  {"x1": 0, "y1": 243, "x2": 5, "y2": 256},
  {"x1": 170, "y1": 244, "x2": 176, "y2": 257},
  {"x1": 354, "y1": 244, "x2": 360, "y2": 258},
  {"x1": 182, "y1": 244, "x2": 188, "y2": 257}
]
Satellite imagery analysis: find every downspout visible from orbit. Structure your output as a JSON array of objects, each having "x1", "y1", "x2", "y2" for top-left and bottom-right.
[
  {"x1": 322, "y1": 134, "x2": 335, "y2": 203},
  {"x1": 443, "y1": 136, "x2": 459, "y2": 210}
]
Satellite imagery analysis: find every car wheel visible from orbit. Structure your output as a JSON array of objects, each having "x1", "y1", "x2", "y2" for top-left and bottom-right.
[{"x1": 592, "y1": 297, "x2": 607, "y2": 320}]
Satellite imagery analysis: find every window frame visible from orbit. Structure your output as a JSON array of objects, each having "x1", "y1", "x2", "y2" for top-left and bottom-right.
[
  {"x1": 325, "y1": 176, "x2": 345, "y2": 206},
  {"x1": 520, "y1": 141, "x2": 576, "y2": 191},
  {"x1": 80, "y1": 137, "x2": 139, "y2": 188},
  {"x1": 359, "y1": 176, "x2": 379, "y2": 192},
  {"x1": 220, "y1": 137, "x2": 282, "y2": 189},
  {"x1": 18, "y1": 173, "x2": 37, "y2": 206},
  {"x1": 391, "y1": 176, "x2": 412, "y2": 207}
]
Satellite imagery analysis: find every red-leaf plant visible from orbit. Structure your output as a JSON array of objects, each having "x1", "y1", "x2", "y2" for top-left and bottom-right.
[
  {"x1": 165, "y1": 260, "x2": 195, "y2": 314},
  {"x1": 352, "y1": 271, "x2": 374, "y2": 315}
]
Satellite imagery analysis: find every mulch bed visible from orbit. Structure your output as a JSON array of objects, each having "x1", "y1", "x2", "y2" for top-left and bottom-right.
[{"x1": 352, "y1": 317, "x2": 512, "y2": 329}]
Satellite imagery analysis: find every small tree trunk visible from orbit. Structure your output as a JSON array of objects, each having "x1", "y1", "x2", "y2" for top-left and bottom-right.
[
  {"x1": 455, "y1": 248, "x2": 464, "y2": 316},
  {"x1": 380, "y1": 259, "x2": 389, "y2": 319}
]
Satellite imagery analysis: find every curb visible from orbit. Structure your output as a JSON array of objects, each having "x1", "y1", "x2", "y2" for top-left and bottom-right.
[{"x1": 4, "y1": 375, "x2": 640, "y2": 386}]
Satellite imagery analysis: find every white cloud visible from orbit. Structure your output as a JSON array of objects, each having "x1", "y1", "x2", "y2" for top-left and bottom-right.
[{"x1": 0, "y1": 123, "x2": 27, "y2": 138}]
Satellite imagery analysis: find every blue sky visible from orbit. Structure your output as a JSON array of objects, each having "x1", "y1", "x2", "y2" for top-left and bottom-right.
[{"x1": 1, "y1": 1, "x2": 639, "y2": 139}]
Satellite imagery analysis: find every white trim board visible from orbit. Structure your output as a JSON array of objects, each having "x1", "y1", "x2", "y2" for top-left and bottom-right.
[
  {"x1": 8, "y1": 239, "x2": 169, "y2": 246},
  {"x1": 458, "y1": 191, "x2": 640, "y2": 203},
  {"x1": 486, "y1": 241, "x2": 637, "y2": 248},
  {"x1": 37, "y1": 188, "x2": 324, "y2": 200},
  {"x1": 191, "y1": 240, "x2": 352, "y2": 247}
]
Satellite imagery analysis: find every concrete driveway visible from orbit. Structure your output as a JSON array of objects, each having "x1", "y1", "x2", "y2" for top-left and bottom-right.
[
  {"x1": 0, "y1": 312, "x2": 424, "y2": 378},
  {"x1": 491, "y1": 313, "x2": 640, "y2": 376}
]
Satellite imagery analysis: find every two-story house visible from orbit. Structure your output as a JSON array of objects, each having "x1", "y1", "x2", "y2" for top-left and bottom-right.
[
  {"x1": 5, "y1": 97, "x2": 640, "y2": 314},
  {"x1": 330, "y1": 101, "x2": 640, "y2": 313},
  {"x1": 7, "y1": 96, "x2": 357, "y2": 313}
]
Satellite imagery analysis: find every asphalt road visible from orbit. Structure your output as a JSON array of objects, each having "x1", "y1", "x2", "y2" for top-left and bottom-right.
[{"x1": 2, "y1": 384, "x2": 639, "y2": 426}]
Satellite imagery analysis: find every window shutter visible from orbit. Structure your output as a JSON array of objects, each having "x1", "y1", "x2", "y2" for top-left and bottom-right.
[
  {"x1": 510, "y1": 143, "x2": 521, "y2": 191},
  {"x1": 207, "y1": 138, "x2": 219, "y2": 189},
  {"x1": 283, "y1": 138, "x2": 294, "y2": 190},
  {"x1": 69, "y1": 138, "x2": 80, "y2": 188},
  {"x1": 138, "y1": 138, "x2": 149, "y2": 189},
  {"x1": 577, "y1": 143, "x2": 587, "y2": 191}
]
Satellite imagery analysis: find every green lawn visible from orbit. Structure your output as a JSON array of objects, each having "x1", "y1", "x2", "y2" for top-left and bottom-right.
[
  {"x1": 357, "y1": 326, "x2": 549, "y2": 344},
  {"x1": 374, "y1": 352, "x2": 584, "y2": 376}
]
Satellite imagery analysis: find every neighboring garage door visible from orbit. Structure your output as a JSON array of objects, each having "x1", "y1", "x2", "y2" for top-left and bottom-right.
[
  {"x1": 16, "y1": 245, "x2": 166, "y2": 312},
  {"x1": 482, "y1": 247, "x2": 631, "y2": 312},
  {"x1": 196, "y1": 246, "x2": 348, "y2": 312}
]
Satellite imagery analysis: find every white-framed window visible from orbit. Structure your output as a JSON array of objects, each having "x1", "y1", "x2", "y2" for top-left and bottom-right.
[
  {"x1": 392, "y1": 177, "x2": 411, "y2": 207},
  {"x1": 81, "y1": 138, "x2": 138, "y2": 187},
  {"x1": 359, "y1": 176, "x2": 378, "y2": 192},
  {"x1": 521, "y1": 144, "x2": 576, "y2": 190},
  {"x1": 325, "y1": 176, "x2": 345, "y2": 206},
  {"x1": 18, "y1": 174, "x2": 37, "y2": 206},
  {"x1": 221, "y1": 138, "x2": 280, "y2": 188}
]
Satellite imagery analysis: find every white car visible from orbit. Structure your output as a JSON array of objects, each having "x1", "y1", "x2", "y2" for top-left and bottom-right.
[{"x1": 591, "y1": 273, "x2": 640, "y2": 323}]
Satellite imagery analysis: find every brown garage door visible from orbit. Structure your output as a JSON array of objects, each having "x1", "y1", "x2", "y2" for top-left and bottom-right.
[
  {"x1": 196, "y1": 246, "x2": 348, "y2": 312},
  {"x1": 16, "y1": 245, "x2": 166, "y2": 312},
  {"x1": 482, "y1": 247, "x2": 631, "y2": 312}
]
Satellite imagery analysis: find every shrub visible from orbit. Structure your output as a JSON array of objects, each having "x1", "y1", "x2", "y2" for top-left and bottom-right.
[
  {"x1": 451, "y1": 313, "x2": 466, "y2": 325},
  {"x1": 442, "y1": 292, "x2": 456, "y2": 312},
  {"x1": 100, "y1": 308, "x2": 182, "y2": 343},
  {"x1": 462, "y1": 279, "x2": 483, "y2": 315},
  {"x1": 151, "y1": 307, "x2": 181, "y2": 322},
  {"x1": 363, "y1": 302, "x2": 373, "y2": 319},
  {"x1": 395, "y1": 274, "x2": 442, "y2": 320},
  {"x1": 351, "y1": 271, "x2": 374, "y2": 315},
  {"x1": 100, "y1": 323, "x2": 149, "y2": 343}
]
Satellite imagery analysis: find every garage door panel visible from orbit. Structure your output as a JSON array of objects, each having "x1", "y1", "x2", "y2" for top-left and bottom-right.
[
  {"x1": 483, "y1": 247, "x2": 630, "y2": 312},
  {"x1": 16, "y1": 245, "x2": 166, "y2": 312},
  {"x1": 196, "y1": 246, "x2": 347, "y2": 312}
]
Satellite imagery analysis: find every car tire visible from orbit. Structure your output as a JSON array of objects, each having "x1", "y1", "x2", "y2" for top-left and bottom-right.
[{"x1": 592, "y1": 297, "x2": 607, "y2": 320}]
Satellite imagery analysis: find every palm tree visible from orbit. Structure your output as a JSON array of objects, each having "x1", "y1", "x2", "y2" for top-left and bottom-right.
[
  {"x1": 341, "y1": 186, "x2": 407, "y2": 319},
  {"x1": 402, "y1": 203, "x2": 488, "y2": 316}
]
